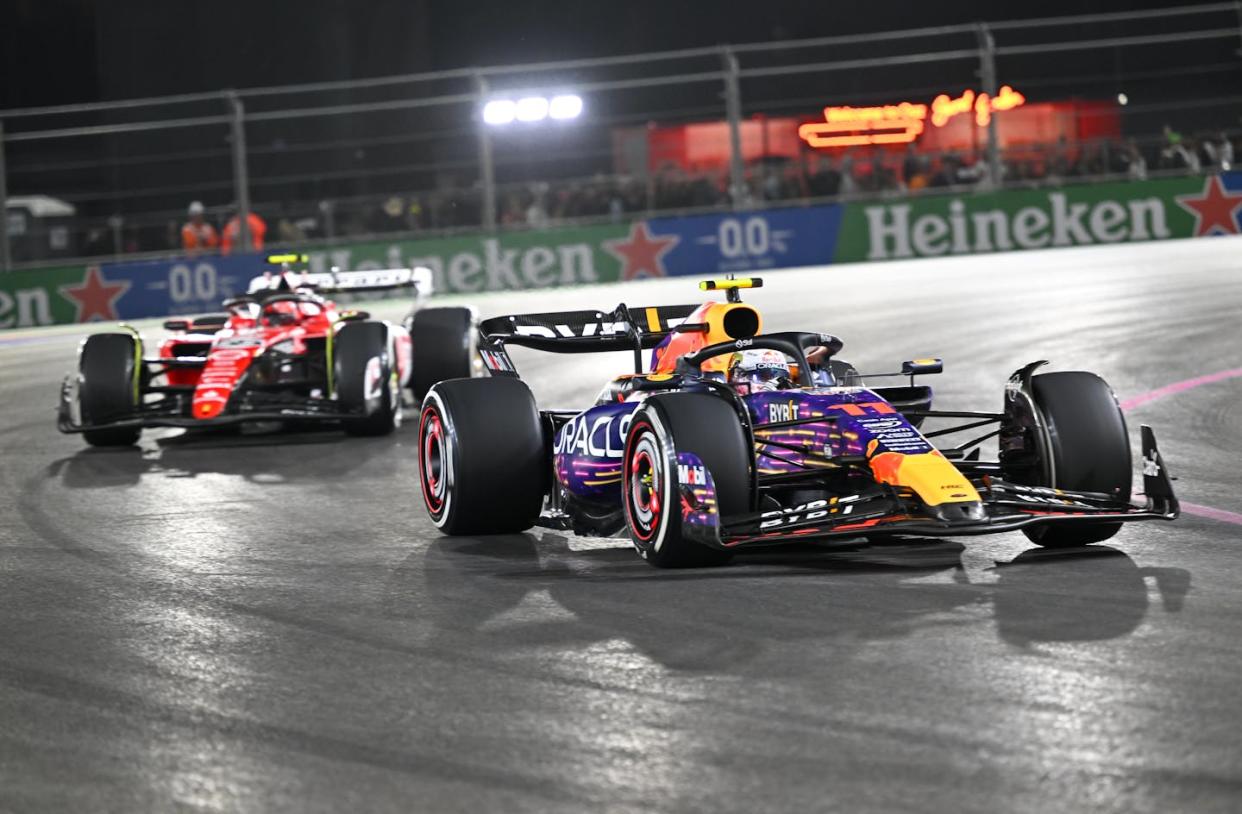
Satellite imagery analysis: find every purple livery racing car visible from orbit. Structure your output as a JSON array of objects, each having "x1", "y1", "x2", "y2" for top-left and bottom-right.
[{"x1": 417, "y1": 277, "x2": 1178, "y2": 567}]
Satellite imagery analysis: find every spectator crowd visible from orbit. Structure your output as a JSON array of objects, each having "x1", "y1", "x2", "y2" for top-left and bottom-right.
[{"x1": 80, "y1": 125, "x2": 1241, "y2": 261}]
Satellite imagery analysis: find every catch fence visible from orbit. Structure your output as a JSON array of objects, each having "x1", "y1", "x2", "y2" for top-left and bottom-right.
[{"x1": 1, "y1": 2, "x2": 1240, "y2": 269}]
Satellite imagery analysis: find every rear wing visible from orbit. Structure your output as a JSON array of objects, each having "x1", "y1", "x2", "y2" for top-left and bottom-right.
[
  {"x1": 478, "y1": 302, "x2": 702, "y2": 373},
  {"x1": 479, "y1": 303, "x2": 699, "y2": 352},
  {"x1": 247, "y1": 266, "x2": 433, "y2": 298}
]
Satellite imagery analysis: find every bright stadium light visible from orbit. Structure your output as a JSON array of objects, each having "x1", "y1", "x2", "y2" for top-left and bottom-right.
[
  {"x1": 548, "y1": 94, "x2": 584, "y2": 120},
  {"x1": 515, "y1": 96, "x2": 550, "y2": 122},
  {"x1": 482, "y1": 92, "x2": 583, "y2": 126},
  {"x1": 482, "y1": 99, "x2": 517, "y2": 125}
]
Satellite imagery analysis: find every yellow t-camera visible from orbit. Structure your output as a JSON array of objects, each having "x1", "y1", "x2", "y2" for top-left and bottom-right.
[
  {"x1": 699, "y1": 277, "x2": 763, "y2": 292},
  {"x1": 267, "y1": 253, "x2": 308, "y2": 266},
  {"x1": 699, "y1": 277, "x2": 763, "y2": 302}
]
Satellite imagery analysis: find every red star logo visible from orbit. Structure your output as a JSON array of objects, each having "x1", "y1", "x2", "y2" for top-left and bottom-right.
[
  {"x1": 1175, "y1": 176, "x2": 1242, "y2": 237},
  {"x1": 604, "y1": 222, "x2": 679, "y2": 281},
  {"x1": 59, "y1": 265, "x2": 131, "y2": 323}
]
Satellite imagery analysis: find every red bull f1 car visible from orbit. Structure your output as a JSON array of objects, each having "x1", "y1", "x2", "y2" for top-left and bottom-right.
[
  {"x1": 59, "y1": 256, "x2": 477, "y2": 446},
  {"x1": 417, "y1": 277, "x2": 1179, "y2": 567}
]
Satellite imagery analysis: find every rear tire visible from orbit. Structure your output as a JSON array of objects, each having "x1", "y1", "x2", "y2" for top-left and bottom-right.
[
  {"x1": 622, "y1": 393, "x2": 749, "y2": 567},
  {"x1": 409, "y1": 307, "x2": 476, "y2": 402},
  {"x1": 335, "y1": 321, "x2": 400, "y2": 436},
  {"x1": 1023, "y1": 371, "x2": 1130, "y2": 548},
  {"x1": 419, "y1": 377, "x2": 547, "y2": 535},
  {"x1": 79, "y1": 333, "x2": 142, "y2": 447}
]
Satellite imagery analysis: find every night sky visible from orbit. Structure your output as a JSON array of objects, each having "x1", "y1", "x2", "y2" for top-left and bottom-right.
[
  {"x1": 4, "y1": 0, "x2": 1234, "y2": 231},
  {"x1": 2, "y1": 0, "x2": 1203, "y2": 109}
]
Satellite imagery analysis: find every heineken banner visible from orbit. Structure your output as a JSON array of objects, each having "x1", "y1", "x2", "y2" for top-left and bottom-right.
[
  {"x1": 0, "y1": 224, "x2": 634, "y2": 329},
  {"x1": 324, "y1": 209, "x2": 846, "y2": 284},
  {"x1": 301, "y1": 223, "x2": 630, "y2": 292},
  {"x1": 0, "y1": 265, "x2": 92, "y2": 329},
  {"x1": 3, "y1": 173, "x2": 1240, "y2": 329},
  {"x1": 834, "y1": 173, "x2": 1242, "y2": 263},
  {"x1": 0, "y1": 256, "x2": 263, "y2": 330},
  {"x1": 644, "y1": 205, "x2": 845, "y2": 277}
]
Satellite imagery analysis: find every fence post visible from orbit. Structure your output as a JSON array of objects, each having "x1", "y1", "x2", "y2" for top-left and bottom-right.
[
  {"x1": 226, "y1": 91, "x2": 253, "y2": 252},
  {"x1": 108, "y1": 214, "x2": 124, "y2": 258},
  {"x1": 976, "y1": 23, "x2": 1002, "y2": 188},
  {"x1": 474, "y1": 73, "x2": 497, "y2": 232},
  {"x1": 319, "y1": 199, "x2": 336, "y2": 241},
  {"x1": 1235, "y1": 2, "x2": 1242, "y2": 67},
  {"x1": 0, "y1": 120, "x2": 10, "y2": 272},
  {"x1": 721, "y1": 47, "x2": 747, "y2": 210}
]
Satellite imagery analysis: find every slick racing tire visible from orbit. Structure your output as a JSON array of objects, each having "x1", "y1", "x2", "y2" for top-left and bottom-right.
[
  {"x1": 419, "y1": 377, "x2": 547, "y2": 535},
  {"x1": 1023, "y1": 371, "x2": 1130, "y2": 548},
  {"x1": 409, "y1": 307, "x2": 476, "y2": 402},
  {"x1": 335, "y1": 321, "x2": 401, "y2": 436},
  {"x1": 622, "y1": 393, "x2": 749, "y2": 568},
  {"x1": 79, "y1": 333, "x2": 142, "y2": 447}
]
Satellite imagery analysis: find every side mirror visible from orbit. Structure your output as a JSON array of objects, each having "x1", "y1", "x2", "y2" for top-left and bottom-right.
[
  {"x1": 901, "y1": 358, "x2": 943, "y2": 376},
  {"x1": 163, "y1": 318, "x2": 190, "y2": 332}
]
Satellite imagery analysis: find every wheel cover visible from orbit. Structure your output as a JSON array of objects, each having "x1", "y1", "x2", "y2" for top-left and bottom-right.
[
  {"x1": 626, "y1": 425, "x2": 664, "y2": 543},
  {"x1": 420, "y1": 406, "x2": 448, "y2": 516}
]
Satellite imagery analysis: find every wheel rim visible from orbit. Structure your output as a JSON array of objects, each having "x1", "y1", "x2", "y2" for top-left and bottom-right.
[
  {"x1": 420, "y1": 406, "x2": 448, "y2": 516},
  {"x1": 626, "y1": 426, "x2": 663, "y2": 543}
]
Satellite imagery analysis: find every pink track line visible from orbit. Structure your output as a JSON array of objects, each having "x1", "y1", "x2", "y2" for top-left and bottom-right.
[
  {"x1": 1119, "y1": 367, "x2": 1242, "y2": 526},
  {"x1": 1180, "y1": 502, "x2": 1242, "y2": 525},
  {"x1": 1119, "y1": 367, "x2": 1242, "y2": 412}
]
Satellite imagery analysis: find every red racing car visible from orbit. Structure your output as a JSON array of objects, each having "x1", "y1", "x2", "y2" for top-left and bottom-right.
[{"x1": 58, "y1": 256, "x2": 477, "y2": 445}]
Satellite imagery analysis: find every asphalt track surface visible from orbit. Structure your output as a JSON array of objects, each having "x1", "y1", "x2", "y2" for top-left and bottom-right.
[{"x1": 2, "y1": 238, "x2": 1241, "y2": 813}]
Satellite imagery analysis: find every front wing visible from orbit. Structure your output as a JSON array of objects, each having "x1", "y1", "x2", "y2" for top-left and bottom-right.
[
  {"x1": 56, "y1": 376, "x2": 367, "y2": 433},
  {"x1": 682, "y1": 426, "x2": 1179, "y2": 550}
]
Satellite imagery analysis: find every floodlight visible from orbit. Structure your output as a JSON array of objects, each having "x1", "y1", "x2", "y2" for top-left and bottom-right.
[
  {"x1": 515, "y1": 97, "x2": 550, "y2": 122},
  {"x1": 549, "y1": 94, "x2": 584, "y2": 120},
  {"x1": 483, "y1": 99, "x2": 516, "y2": 125}
]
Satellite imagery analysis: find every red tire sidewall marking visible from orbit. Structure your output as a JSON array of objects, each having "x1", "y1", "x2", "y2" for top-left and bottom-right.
[
  {"x1": 419, "y1": 404, "x2": 446, "y2": 518},
  {"x1": 625, "y1": 418, "x2": 662, "y2": 544}
]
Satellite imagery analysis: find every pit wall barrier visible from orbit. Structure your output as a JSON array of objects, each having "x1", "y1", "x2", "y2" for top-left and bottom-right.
[{"x1": 3, "y1": 173, "x2": 1239, "y2": 330}]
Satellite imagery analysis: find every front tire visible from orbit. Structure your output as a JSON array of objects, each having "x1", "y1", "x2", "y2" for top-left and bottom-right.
[
  {"x1": 419, "y1": 377, "x2": 547, "y2": 535},
  {"x1": 79, "y1": 333, "x2": 142, "y2": 447},
  {"x1": 1022, "y1": 371, "x2": 1130, "y2": 548},
  {"x1": 335, "y1": 321, "x2": 400, "y2": 436},
  {"x1": 622, "y1": 393, "x2": 749, "y2": 567},
  {"x1": 409, "y1": 307, "x2": 476, "y2": 402}
]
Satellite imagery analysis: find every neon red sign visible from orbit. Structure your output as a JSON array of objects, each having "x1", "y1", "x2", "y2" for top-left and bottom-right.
[{"x1": 799, "y1": 85, "x2": 1026, "y2": 148}]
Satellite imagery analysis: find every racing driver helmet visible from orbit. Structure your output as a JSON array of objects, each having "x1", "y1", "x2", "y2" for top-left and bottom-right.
[
  {"x1": 727, "y1": 349, "x2": 792, "y2": 395},
  {"x1": 262, "y1": 300, "x2": 301, "y2": 327}
]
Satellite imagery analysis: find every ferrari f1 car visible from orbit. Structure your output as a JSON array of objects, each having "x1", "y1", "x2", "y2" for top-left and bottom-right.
[
  {"x1": 417, "y1": 277, "x2": 1179, "y2": 567},
  {"x1": 59, "y1": 255, "x2": 478, "y2": 446}
]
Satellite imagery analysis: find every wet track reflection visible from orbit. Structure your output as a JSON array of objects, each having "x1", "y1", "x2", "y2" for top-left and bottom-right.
[
  {"x1": 992, "y1": 547, "x2": 1190, "y2": 646},
  {"x1": 412, "y1": 535, "x2": 1191, "y2": 671},
  {"x1": 3, "y1": 238, "x2": 1242, "y2": 812}
]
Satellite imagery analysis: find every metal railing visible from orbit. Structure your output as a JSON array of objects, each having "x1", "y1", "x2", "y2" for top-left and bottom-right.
[{"x1": 2, "y1": 1, "x2": 1240, "y2": 270}]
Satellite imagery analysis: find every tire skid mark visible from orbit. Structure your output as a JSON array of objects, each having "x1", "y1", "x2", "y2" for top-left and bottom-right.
[
  {"x1": 12, "y1": 472, "x2": 738, "y2": 711},
  {"x1": 0, "y1": 659, "x2": 582, "y2": 802}
]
